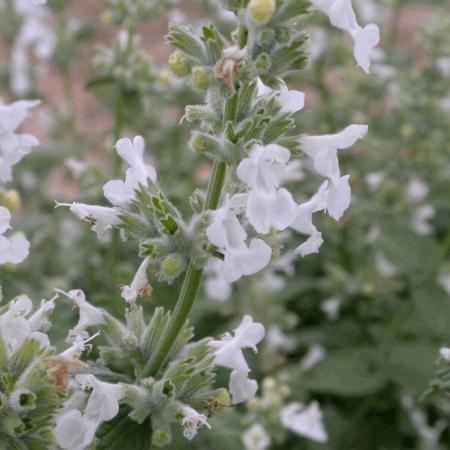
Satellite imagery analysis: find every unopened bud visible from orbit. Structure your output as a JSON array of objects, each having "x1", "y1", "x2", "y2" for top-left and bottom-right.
[
  {"x1": 191, "y1": 67, "x2": 211, "y2": 90},
  {"x1": 158, "y1": 70, "x2": 171, "y2": 86},
  {"x1": 248, "y1": 0, "x2": 276, "y2": 24},
  {"x1": 190, "y1": 133, "x2": 206, "y2": 153},
  {"x1": 2, "y1": 190, "x2": 21, "y2": 211},
  {"x1": 168, "y1": 51, "x2": 189, "y2": 76}
]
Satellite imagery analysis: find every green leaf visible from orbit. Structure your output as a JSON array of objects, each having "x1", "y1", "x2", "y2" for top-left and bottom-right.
[
  {"x1": 378, "y1": 222, "x2": 441, "y2": 277},
  {"x1": 388, "y1": 341, "x2": 438, "y2": 394},
  {"x1": 305, "y1": 347, "x2": 387, "y2": 396}
]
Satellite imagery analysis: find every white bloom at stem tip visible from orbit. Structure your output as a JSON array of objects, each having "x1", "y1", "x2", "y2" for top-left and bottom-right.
[
  {"x1": 206, "y1": 194, "x2": 272, "y2": 282},
  {"x1": 58, "y1": 202, "x2": 121, "y2": 238},
  {"x1": 242, "y1": 423, "x2": 271, "y2": 450},
  {"x1": 311, "y1": 0, "x2": 380, "y2": 74},
  {"x1": 180, "y1": 405, "x2": 211, "y2": 440},
  {"x1": 237, "y1": 144, "x2": 298, "y2": 234},
  {"x1": 210, "y1": 315, "x2": 264, "y2": 404},
  {"x1": 281, "y1": 401, "x2": 328, "y2": 443},
  {"x1": 256, "y1": 78, "x2": 305, "y2": 114},
  {"x1": 121, "y1": 257, "x2": 152, "y2": 303},
  {"x1": 103, "y1": 136, "x2": 157, "y2": 206}
]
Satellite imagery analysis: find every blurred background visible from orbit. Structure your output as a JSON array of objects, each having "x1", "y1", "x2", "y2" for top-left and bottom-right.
[{"x1": 1, "y1": 0, "x2": 450, "y2": 449}]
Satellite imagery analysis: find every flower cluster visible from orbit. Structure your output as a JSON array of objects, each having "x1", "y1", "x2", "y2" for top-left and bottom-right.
[{"x1": 0, "y1": 99, "x2": 40, "y2": 264}]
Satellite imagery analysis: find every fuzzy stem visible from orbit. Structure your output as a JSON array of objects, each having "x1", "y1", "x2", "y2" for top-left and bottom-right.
[{"x1": 144, "y1": 160, "x2": 227, "y2": 376}]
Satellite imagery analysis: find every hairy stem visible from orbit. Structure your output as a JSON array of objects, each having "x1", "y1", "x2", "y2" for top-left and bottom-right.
[{"x1": 145, "y1": 159, "x2": 227, "y2": 376}]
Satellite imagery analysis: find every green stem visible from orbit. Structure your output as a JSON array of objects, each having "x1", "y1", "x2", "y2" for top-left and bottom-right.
[{"x1": 144, "y1": 160, "x2": 227, "y2": 376}]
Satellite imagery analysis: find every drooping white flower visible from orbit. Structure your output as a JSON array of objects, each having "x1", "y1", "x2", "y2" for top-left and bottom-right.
[
  {"x1": 56, "y1": 289, "x2": 103, "y2": 340},
  {"x1": 311, "y1": 0, "x2": 380, "y2": 74},
  {"x1": 60, "y1": 332, "x2": 100, "y2": 360},
  {"x1": 229, "y1": 369, "x2": 258, "y2": 404},
  {"x1": 300, "y1": 344, "x2": 327, "y2": 371},
  {"x1": 242, "y1": 423, "x2": 271, "y2": 450},
  {"x1": 291, "y1": 181, "x2": 328, "y2": 256},
  {"x1": 180, "y1": 405, "x2": 211, "y2": 440},
  {"x1": 300, "y1": 124, "x2": 368, "y2": 220},
  {"x1": 206, "y1": 195, "x2": 272, "y2": 282},
  {"x1": 256, "y1": 78, "x2": 305, "y2": 114},
  {"x1": 0, "y1": 209, "x2": 30, "y2": 264},
  {"x1": 55, "y1": 409, "x2": 98, "y2": 450},
  {"x1": 75, "y1": 374, "x2": 123, "y2": 422},
  {"x1": 120, "y1": 257, "x2": 152, "y2": 303},
  {"x1": 237, "y1": 144, "x2": 298, "y2": 234},
  {"x1": 60, "y1": 202, "x2": 121, "y2": 238},
  {"x1": 281, "y1": 401, "x2": 328, "y2": 443},
  {"x1": 210, "y1": 315, "x2": 265, "y2": 373},
  {"x1": 210, "y1": 316, "x2": 264, "y2": 404},
  {"x1": 0, "y1": 99, "x2": 40, "y2": 183},
  {"x1": 103, "y1": 136, "x2": 157, "y2": 206},
  {"x1": 27, "y1": 294, "x2": 57, "y2": 331}
]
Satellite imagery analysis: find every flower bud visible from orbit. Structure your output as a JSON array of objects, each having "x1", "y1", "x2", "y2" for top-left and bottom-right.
[
  {"x1": 158, "y1": 70, "x2": 171, "y2": 86},
  {"x1": 159, "y1": 254, "x2": 184, "y2": 283},
  {"x1": 168, "y1": 51, "x2": 189, "y2": 76},
  {"x1": 191, "y1": 67, "x2": 211, "y2": 90},
  {"x1": 190, "y1": 133, "x2": 206, "y2": 153},
  {"x1": 2, "y1": 190, "x2": 21, "y2": 211},
  {"x1": 248, "y1": 0, "x2": 276, "y2": 24}
]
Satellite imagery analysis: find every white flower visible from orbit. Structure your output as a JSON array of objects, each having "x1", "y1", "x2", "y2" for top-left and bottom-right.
[
  {"x1": 311, "y1": 0, "x2": 380, "y2": 73},
  {"x1": 438, "y1": 273, "x2": 450, "y2": 297},
  {"x1": 266, "y1": 325, "x2": 297, "y2": 352},
  {"x1": 103, "y1": 136, "x2": 157, "y2": 206},
  {"x1": 210, "y1": 315, "x2": 264, "y2": 404},
  {"x1": 281, "y1": 401, "x2": 328, "y2": 443},
  {"x1": 204, "y1": 258, "x2": 232, "y2": 302},
  {"x1": 180, "y1": 405, "x2": 211, "y2": 440},
  {"x1": 365, "y1": 170, "x2": 385, "y2": 191},
  {"x1": 60, "y1": 332, "x2": 100, "y2": 360},
  {"x1": 300, "y1": 344, "x2": 327, "y2": 371},
  {"x1": 229, "y1": 370, "x2": 258, "y2": 404},
  {"x1": 291, "y1": 181, "x2": 328, "y2": 256},
  {"x1": 300, "y1": 124, "x2": 368, "y2": 220},
  {"x1": 55, "y1": 409, "x2": 98, "y2": 450},
  {"x1": 439, "y1": 348, "x2": 450, "y2": 362},
  {"x1": 210, "y1": 315, "x2": 265, "y2": 372},
  {"x1": 206, "y1": 195, "x2": 272, "y2": 282},
  {"x1": 120, "y1": 257, "x2": 152, "y2": 303},
  {"x1": 375, "y1": 251, "x2": 397, "y2": 278},
  {"x1": 27, "y1": 294, "x2": 57, "y2": 331},
  {"x1": 76, "y1": 374, "x2": 123, "y2": 422},
  {"x1": 320, "y1": 297, "x2": 341, "y2": 320},
  {"x1": 242, "y1": 423, "x2": 271, "y2": 450},
  {"x1": 406, "y1": 178, "x2": 429, "y2": 203},
  {"x1": 261, "y1": 251, "x2": 296, "y2": 293},
  {"x1": 0, "y1": 100, "x2": 40, "y2": 183},
  {"x1": 0, "y1": 209, "x2": 30, "y2": 264},
  {"x1": 56, "y1": 289, "x2": 103, "y2": 340},
  {"x1": 237, "y1": 144, "x2": 298, "y2": 234},
  {"x1": 411, "y1": 204, "x2": 435, "y2": 236},
  {"x1": 256, "y1": 78, "x2": 305, "y2": 114},
  {"x1": 61, "y1": 202, "x2": 121, "y2": 238}
]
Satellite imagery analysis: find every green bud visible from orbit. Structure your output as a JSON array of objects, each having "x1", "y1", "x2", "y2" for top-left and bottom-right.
[
  {"x1": 10, "y1": 389, "x2": 37, "y2": 412},
  {"x1": 191, "y1": 66, "x2": 211, "y2": 90},
  {"x1": 255, "y1": 53, "x2": 271, "y2": 71},
  {"x1": 1, "y1": 190, "x2": 21, "y2": 211},
  {"x1": 168, "y1": 51, "x2": 189, "y2": 76},
  {"x1": 190, "y1": 133, "x2": 206, "y2": 153},
  {"x1": 248, "y1": 0, "x2": 276, "y2": 24},
  {"x1": 152, "y1": 429, "x2": 171, "y2": 447}
]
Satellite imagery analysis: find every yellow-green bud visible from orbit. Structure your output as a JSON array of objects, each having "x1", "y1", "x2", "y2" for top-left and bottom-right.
[
  {"x1": 248, "y1": 0, "x2": 276, "y2": 24},
  {"x1": 2, "y1": 190, "x2": 21, "y2": 211},
  {"x1": 191, "y1": 66, "x2": 211, "y2": 90},
  {"x1": 262, "y1": 377, "x2": 276, "y2": 391},
  {"x1": 161, "y1": 255, "x2": 182, "y2": 278},
  {"x1": 158, "y1": 70, "x2": 171, "y2": 86},
  {"x1": 190, "y1": 133, "x2": 206, "y2": 153},
  {"x1": 168, "y1": 51, "x2": 189, "y2": 76},
  {"x1": 246, "y1": 398, "x2": 260, "y2": 411}
]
